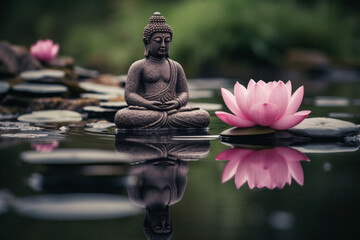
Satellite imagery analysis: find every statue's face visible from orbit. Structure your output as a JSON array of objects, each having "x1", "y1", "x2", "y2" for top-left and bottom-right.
[
  {"x1": 147, "y1": 32, "x2": 171, "y2": 59},
  {"x1": 147, "y1": 206, "x2": 172, "y2": 234}
]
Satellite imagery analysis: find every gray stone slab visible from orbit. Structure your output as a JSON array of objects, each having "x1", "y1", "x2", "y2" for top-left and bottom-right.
[{"x1": 287, "y1": 117, "x2": 360, "y2": 138}]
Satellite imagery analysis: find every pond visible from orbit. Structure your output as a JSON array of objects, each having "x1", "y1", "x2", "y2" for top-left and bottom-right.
[{"x1": 0, "y1": 77, "x2": 359, "y2": 240}]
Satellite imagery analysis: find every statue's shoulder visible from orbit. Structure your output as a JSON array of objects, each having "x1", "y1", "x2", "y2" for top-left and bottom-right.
[
  {"x1": 168, "y1": 59, "x2": 184, "y2": 71},
  {"x1": 128, "y1": 59, "x2": 146, "y2": 73}
]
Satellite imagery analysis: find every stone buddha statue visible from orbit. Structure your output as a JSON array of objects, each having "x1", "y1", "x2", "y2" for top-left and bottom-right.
[{"x1": 115, "y1": 12, "x2": 210, "y2": 130}]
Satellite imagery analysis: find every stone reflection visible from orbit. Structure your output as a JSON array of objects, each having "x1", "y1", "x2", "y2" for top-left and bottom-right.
[
  {"x1": 116, "y1": 132, "x2": 210, "y2": 240},
  {"x1": 216, "y1": 146, "x2": 310, "y2": 189}
]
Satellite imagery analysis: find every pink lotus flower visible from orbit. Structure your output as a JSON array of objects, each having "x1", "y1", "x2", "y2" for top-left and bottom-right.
[
  {"x1": 216, "y1": 80, "x2": 311, "y2": 130},
  {"x1": 31, "y1": 141, "x2": 59, "y2": 152},
  {"x1": 216, "y1": 147, "x2": 309, "y2": 189},
  {"x1": 30, "y1": 39, "x2": 59, "y2": 61}
]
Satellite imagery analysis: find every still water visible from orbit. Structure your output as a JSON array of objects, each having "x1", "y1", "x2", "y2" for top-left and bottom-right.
[{"x1": 0, "y1": 78, "x2": 359, "y2": 240}]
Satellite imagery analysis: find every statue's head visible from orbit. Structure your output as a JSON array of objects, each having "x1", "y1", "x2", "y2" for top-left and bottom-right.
[
  {"x1": 143, "y1": 12, "x2": 173, "y2": 59},
  {"x1": 143, "y1": 205, "x2": 173, "y2": 240}
]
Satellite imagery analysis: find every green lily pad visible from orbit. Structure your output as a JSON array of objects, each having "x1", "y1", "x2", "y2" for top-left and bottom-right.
[{"x1": 221, "y1": 126, "x2": 276, "y2": 137}]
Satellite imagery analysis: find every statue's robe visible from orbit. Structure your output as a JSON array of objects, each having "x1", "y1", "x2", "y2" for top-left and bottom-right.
[{"x1": 115, "y1": 59, "x2": 210, "y2": 129}]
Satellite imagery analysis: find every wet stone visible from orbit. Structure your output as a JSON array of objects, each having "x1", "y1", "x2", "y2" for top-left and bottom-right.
[
  {"x1": 99, "y1": 101, "x2": 127, "y2": 109},
  {"x1": 74, "y1": 66, "x2": 99, "y2": 79},
  {"x1": 81, "y1": 93, "x2": 119, "y2": 101},
  {"x1": 329, "y1": 113, "x2": 360, "y2": 119},
  {"x1": 12, "y1": 83, "x2": 68, "y2": 95},
  {"x1": 1, "y1": 133, "x2": 49, "y2": 138},
  {"x1": 315, "y1": 96, "x2": 350, "y2": 107},
  {"x1": 86, "y1": 120, "x2": 115, "y2": 129},
  {"x1": 44, "y1": 56, "x2": 74, "y2": 69},
  {"x1": 0, "y1": 121, "x2": 42, "y2": 131},
  {"x1": 0, "y1": 80, "x2": 10, "y2": 95},
  {"x1": 20, "y1": 69, "x2": 65, "y2": 80},
  {"x1": 287, "y1": 117, "x2": 360, "y2": 138},
  {"x1": 18, "y1": 110, "x2": 82, "y2": 123},
  {"x1": 79, "y1": 82, "x2": 124, "y2": 96},
  {"x1": 0, "y1": 41, "x2": 41, "y2": 75},
  {"x1": 0, "y1": 114, "x2": 19, "y2": 121},
  {"x1": 14, "y1": 194, "x2": 141, "y2": 220},
  {"x1": 293, "y1": 142, "x2": 359, "y2": 153},
  {"x1": 83, "y1": 106, "x2": 118, "y2": 119},
  {"x1": 21, "y1": 149, "x2": 129, "y2": 164}
]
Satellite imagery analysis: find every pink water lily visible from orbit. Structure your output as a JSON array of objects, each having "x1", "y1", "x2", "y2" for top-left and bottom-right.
[
  {"x1": 30, "y1": 39, "x2": 59, "y2": 61},
  {"x1": 216, "y1": 147, "x2": 310, "y2": 189},
  {"x1": 216, "y1": 80, "x2": 311, "y2": 130},
  {"x1": 31, "y1": 141, "x2": 59, "y2": 152}
]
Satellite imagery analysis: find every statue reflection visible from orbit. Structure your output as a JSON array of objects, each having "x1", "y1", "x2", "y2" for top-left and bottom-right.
[
  {"x1": 216, "y1": 146, "x2": 310, "y2": 189},
  {"x1": 115, "y1": 132, "x2": 210, "y2": 240}
]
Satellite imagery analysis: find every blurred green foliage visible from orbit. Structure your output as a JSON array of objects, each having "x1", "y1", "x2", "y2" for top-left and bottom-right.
[{"x1": 1, "y1": 0, "x2": 359, "y2": 76}]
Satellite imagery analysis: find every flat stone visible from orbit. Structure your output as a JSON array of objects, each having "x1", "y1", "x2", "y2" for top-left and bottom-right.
[
  {"x1": 1, "y1": 133, "x2": 48, "y2": 138},
  {"x1": 12, "y1": 83, "x2": 68, "y2": 95},
  {"x1": 79, "y1": 82, "x2": 124, "y2": 96},
  {"x1": 20, "y1": 69, "x2": 65, "y2": 80},
  {"x1": 0, "y1": 121, "x2": 42, "y2": 131},
  {"x1": 81, "y1": 93, "x2": 118, "y2": 101},
  {"x1": 83, "y1": 106, "x2": 118, "y2": 113},
  {"x1": 86, "y1": 120, "x2": 116, "y2": 129},
  {"x1": 99, "y1": 101, "x2": 128, "y2": 109},
  {"x1": 18, "y1": 110, "x2": 82, "y2": 123},
  {"x1": 14, "y1": 194, "x2": 141, "y2": 220},
  {"x1": 287, "y1": 117, "x2": 360, "y2": 138},
  {"x1": 21, "y1": 149, "x2": 129, "y2": 164},
  {"x1": 315, "y1": 96, "x2": 350, "y2": 107},
  {"x1": 0, "y1": 80, "x2": 10, "y2": 95},
  {"x1": 45, "y1": 56, "x2": 74, "y2": 69},
  {"x1": 329, "y1": 113, "x2": 360, "y2": 119},
  {"x1": 74, "y1": 66, "x2": 99, "y2": 79},
  {"x1": 84, "y1": 106, "x2": 118, "y2": 120},
  {"x1": 293, "y1": 142, "x2": 359, "y2": 153}
]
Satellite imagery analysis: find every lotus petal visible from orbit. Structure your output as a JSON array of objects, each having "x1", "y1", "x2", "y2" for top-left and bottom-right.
[
  {"x1": 283, "y1": 86, "x2": 304, "y2": 116},
  {"x1": 221, "y1": 88, "x2": 242, "y2": 116},
  {"x1": 234, "y1": 82, "x2": 249, "y2": 117},
  {"x1": 249, "y1": 103, "x2": 281, "y2": 126},
  {"x1": 270, "y1": 110, "x2": 311, "y2": 130},
  {"x1": 215, "y1": 111, "x2": 256, "y2": 128},
  {"x1": 268, "y1": 81, "x2": 289, "y2": 115}
]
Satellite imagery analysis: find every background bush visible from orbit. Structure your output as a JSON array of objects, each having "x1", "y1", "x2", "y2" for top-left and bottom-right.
[{"x1": 1, "y1": 0, "x2": 359, "y2": 76}]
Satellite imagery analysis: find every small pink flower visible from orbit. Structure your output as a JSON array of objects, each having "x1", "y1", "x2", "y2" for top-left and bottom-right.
[
  {"x1": 30, "y1": 39, "x2": 59, "y2": 61},
  {"x1": 216, "y1": 80, "x2": 311, "y2": 130},
  {"x1": 216, "y1": 147, "x2": 310, "y2": 189},
  {"x1": 31, "y1": 141, "x2": 59, "y2": 152}
]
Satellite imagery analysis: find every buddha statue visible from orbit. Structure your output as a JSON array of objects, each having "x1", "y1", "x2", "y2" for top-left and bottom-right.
[
  {"x1": 127, "y1": 159, "x2": 189, "y2": 240},
  {"x1": 115, "y1": 12, "x2": 210, "y2": 130}
]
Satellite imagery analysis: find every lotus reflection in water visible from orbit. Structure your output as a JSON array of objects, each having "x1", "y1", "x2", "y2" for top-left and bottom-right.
[{"x1": 216, "y1": 147, "x2": 310, "y2": 189}]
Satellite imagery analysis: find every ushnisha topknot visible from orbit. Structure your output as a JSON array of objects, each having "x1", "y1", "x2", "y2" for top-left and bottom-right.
[{"x1": 143, "y1": 12, "x2": 173, "y2": 43}]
